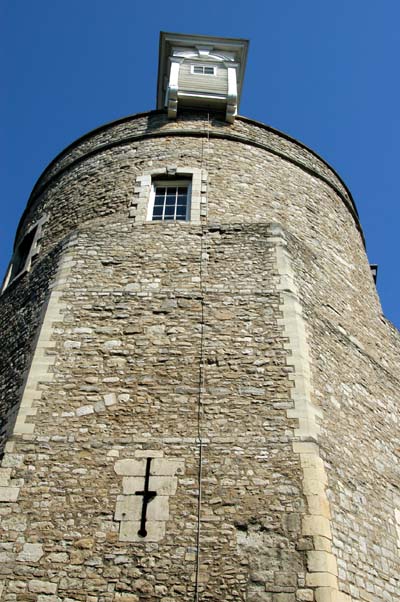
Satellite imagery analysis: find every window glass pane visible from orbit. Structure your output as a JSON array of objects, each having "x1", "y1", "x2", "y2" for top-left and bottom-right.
[
  {"x1": 152, "y1": 205, "x2": 163, "y2": 217},
  {"x1": 165, "y1": 195, "x2": 176, "y2": 206},
  {"x1": 204, "y1": 67, "x2": 214, "y2": 74},
  {"x1": 176, "y1": 207, "x2": 187, "y2": 218},
  {"x1": 193, "y1": 66, "x2": 203, "y2": 73},
  {"x1": 151, "y1": 181, "x2": 190, "y2": 223}
]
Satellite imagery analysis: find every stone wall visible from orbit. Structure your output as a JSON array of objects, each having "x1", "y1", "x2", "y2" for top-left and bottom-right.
[
  {"x1": 0, "y1": 110, "x2": 398, "y2": 601},
  {"x1": 16, "y1": 111, "x2": 359, "y2": 245}
]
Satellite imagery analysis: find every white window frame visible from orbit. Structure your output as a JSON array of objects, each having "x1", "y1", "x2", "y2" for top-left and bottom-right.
[
  {"x1": 129, "y1": 166, "x2": 207, "y2": 226},
  {"x1": 147, "y1": 180, "x2": 192, "y2": 222},
  {"x1": 190, "y1": 64, "x2": 216, "y2": 76},
  {"x1": 1, "y1": 215, "x2": 47, "y2": 293}
]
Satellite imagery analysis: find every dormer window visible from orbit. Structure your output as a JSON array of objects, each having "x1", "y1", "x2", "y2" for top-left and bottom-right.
[
  {"x1": 157, "y1": 33, "x2": 249, "y2": 123},
  {"x1": 191, "y1": 65, "x2": 216, "y2": 75}
]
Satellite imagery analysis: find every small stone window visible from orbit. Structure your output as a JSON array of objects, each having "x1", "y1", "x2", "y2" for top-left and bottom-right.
[
  {"x1": 191, "y1": 65, "x2": 216, "y2": 76},
  {"x1": 2, "y1": 216, "x2": 47, "y2": 292},
  {"x1": 148, "y1": 181, "x2": 191, "y2": 222},
  {"x1": 130, "y1": 167, "x2": 207, "y2": 225}
]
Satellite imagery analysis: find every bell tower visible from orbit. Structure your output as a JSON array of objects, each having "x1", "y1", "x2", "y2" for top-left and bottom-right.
[{"x1": 0, "y1": 32, "x2": 399, "y2": 602}]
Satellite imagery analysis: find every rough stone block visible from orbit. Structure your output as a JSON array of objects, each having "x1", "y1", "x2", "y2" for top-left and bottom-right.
[
  {"x1": 296, "y1": 590, "x2": 314, "y2": 601},
  {"x1": 1, "y1": 454, "x2": 23, "y2": 468},
  {"x1": 0, "y1": 486, "x2": 20, "y2": 501},
  {"x1": 75, "y1": 405, "x2": 94, "y2": 416},
  {"x1": 17, "y1": 543, "x2": 44, "y2": 562},
  {"x1": 28, "y1": 581, "x2": 57, "y2": 594},
  {"x1": 273, "y1": 594, "x2": 295, "y2": 602},
  {"x1": 0, "y1": 468, "x2": 12, "y2": 486}
]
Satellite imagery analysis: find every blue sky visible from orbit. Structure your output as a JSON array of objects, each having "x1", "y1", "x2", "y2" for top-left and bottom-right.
[{"x1": 1, "y1": 0, "x2": 399, "y2": 328}]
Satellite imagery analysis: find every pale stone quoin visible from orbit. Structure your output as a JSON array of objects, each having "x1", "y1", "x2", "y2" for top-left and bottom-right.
[{"x1": 0, "y1": 32, "x2": 399, "y2": 602}]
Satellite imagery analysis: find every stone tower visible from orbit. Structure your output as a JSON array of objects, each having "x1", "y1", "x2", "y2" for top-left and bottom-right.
[{"x1": 0, "y1": 32, "x2": 399, "y2": 602}]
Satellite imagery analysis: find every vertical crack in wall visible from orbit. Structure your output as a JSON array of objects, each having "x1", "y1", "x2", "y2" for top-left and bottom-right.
[{"x1": 270, "y1": 223, "x2": 353, "y2": 602}]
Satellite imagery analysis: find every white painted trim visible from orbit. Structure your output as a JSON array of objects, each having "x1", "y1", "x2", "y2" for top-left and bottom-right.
[
  {"x1": 167, "y1": 59, "x2": 180, "y2": 118},
  {"x1": 226, "y1": 66, "x2": 238, "y2": 124}
]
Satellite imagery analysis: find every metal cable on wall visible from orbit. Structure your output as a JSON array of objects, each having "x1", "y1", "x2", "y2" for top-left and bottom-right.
[{"x1": 194, "y1": 113, "x2": 210, "y2": 602}]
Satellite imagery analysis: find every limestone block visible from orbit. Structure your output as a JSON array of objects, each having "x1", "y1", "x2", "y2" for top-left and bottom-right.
[
  {"x1": 0, "y1": 468, "x2": 11, "y2": 485},
  {"x1": 13, "y1": 420, "x2": 35, "y2": 435},
  {"x1": 300, "y1": 454, "x2": 325, "y2": 470},
  {"x1": 0, "y1": 486, "x2": 20, "y2": 501},
  {"x1": 296, "y1": 590, "x2": 314, "y2": 601},
  {"x1": 308, "y1": 551, "x2": 338, "y2": 576},
  {"x1": 114, "y1": 459, "x2": 146, "y2": 476},
  {"x1": 115, "y1": 494, "x2": 169, "y2": 521},
  {"x1": 315, "y1": 588, "x2": 352, "y2": 602},
  {"x1": 28, "y1": 580, "x2": 58, "y2": 594},
  {"x1": 306, "y1": 494, "x2": 331, "y2": 518},
  {"x1": 302, "y1": 466, "x2": 328, "y2": 486},
  {"x1": 1, "y1": 454, "x2": 23, "y2": 468},
  {"x1": 17, "y1": 543, "x2": 44, "y2": 562},
  {"x1": 119, "y1": 520, "x2": 166, "y2": 542},
  {"x1": 302, "y1": 478, "x2": 327, "y2": 496},
  {"x1": 75, "y1": 405, "x2": 94, "y2": 416},
  {"x1": 123, "y1": 476, "x2": 177, "y2": 495},
  {"x1": 134, "y1": 449, "x2": 163, "y2": 458},
  {"x1": 305, "y1": 573, "x2": 338, "y2": 588},
  {"x1": 313, "y1": 536, "x2": 333, "y2": 552},
  {"x1": 302, "y1": 515, "x2": 332, "y2": 539},
  {"x1": 104, "y1": 393, "x2": 117, "y2": 406},
  {"x1": 47, "y1": 553, "x2": 68, "y2": 563},
  {"x1": 151, "y1": 458, "x2": 185, "y2": 475}
]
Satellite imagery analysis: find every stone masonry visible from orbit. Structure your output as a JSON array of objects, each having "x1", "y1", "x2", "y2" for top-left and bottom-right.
[{"x1": 0, "y1": 110, "x2": 399, "y2": 601}]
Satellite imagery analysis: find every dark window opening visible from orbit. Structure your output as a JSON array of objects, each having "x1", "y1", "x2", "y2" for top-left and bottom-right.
[
  {"x1": 370, "y1": 264, "x2": 378, "y2": 284},
  {"x1": 192, "y1": 65, "x2": 215, "y2": 75},
  {"x1": 9, "y1": 227, "x2": 37, "y2": 282}
]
